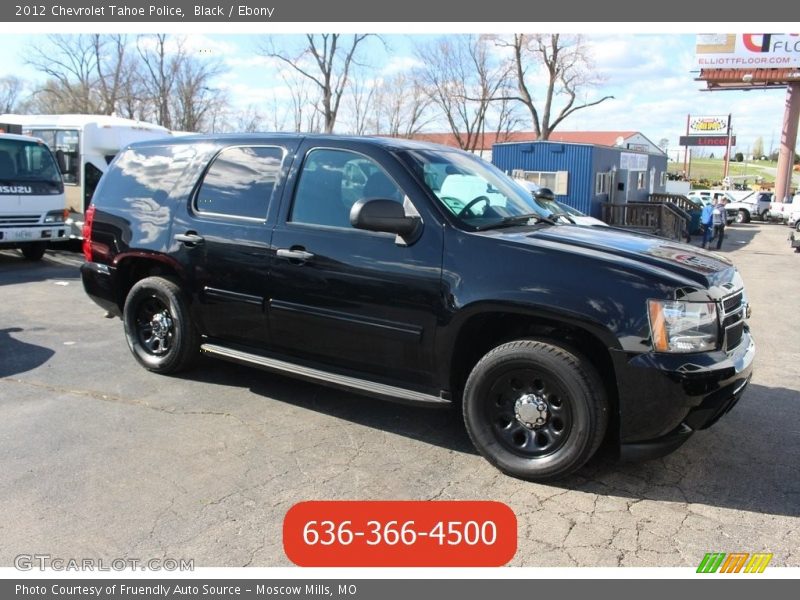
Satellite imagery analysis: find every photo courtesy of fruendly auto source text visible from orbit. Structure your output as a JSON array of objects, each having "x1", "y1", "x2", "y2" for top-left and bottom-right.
[{"x1": 0, "y1": 1, "x2": 798, "y2": 598}]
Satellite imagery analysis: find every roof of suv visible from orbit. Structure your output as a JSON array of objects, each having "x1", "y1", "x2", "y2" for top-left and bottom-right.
[{"x1": 127, "y1": 133, "x2": 456, "y2": 153}]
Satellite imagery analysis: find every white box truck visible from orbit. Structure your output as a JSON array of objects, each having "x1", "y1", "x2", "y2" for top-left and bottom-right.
[{"x1": 0, "y1": 132, "x2": 69, "y2": 260}]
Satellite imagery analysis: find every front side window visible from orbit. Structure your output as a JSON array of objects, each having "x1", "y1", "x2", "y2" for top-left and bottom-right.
[
  {"x1": 399, "y1": 148, "x2": 551, "y2": 230},
  {"x1": 195, "y1": 146, "x2": 283, "y2": 220},
  {"x1": 291, "y1": 149, "x2": 404, "y2": 228}
]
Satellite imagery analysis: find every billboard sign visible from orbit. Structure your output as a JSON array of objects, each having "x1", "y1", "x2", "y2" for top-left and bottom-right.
[
  {"x1": 697, "y1": 34, "x2": 800, "y2": 69},
  {"x1": 688, "y1": 115, "x2": 729, "y2": 136}
]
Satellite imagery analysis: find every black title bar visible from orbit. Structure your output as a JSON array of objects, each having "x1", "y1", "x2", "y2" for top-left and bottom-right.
[{"x1": 3, "y1": 1, "x2": 800, "y2": 22}]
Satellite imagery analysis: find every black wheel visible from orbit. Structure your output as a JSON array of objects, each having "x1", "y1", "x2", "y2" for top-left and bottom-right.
[
  {"x1": 20, "y1": 243, "x2": 47, "y2": 261},
  {"x1": 736, "y1": 209, "x2": 749, "y2": 224},
  {"x1": 796, "y1": 220, "x2": 800, "y2": 232},
  {"x1": 462, "y1": 339, "x2": 608, "y2": 481},
  {"x1": 123, "y1": 276, "x2": 199, "y2": 373}
]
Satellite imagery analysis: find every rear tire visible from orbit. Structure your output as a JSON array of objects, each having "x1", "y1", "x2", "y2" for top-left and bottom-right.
[
  {"x1": 462, "y1": 339, "x2": 608, "y2": 481},
  {"x1": 123, "y1": 276, "x2": 199, "y2": 374},
  {"x1": 20, "y1": 243, "x2": 47, "y2": 261}
]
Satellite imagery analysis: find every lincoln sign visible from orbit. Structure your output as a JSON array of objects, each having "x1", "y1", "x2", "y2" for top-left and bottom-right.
[{"x1": 679, "y1": 136, "x2": 737, "y2": 147}]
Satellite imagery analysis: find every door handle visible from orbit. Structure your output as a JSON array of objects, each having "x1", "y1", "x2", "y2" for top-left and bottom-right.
[
  {"x1": 276, "y1": 248, "x2": 315, "y2": 263},
  {"x1": 174, "y1": 232, "x2": 205, "y2": 246}
]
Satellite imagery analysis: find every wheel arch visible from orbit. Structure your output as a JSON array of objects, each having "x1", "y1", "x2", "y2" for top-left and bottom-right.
[
  {"x1": 113, "y1": 252, "x2": 187, "y2": 311},
  {"x1": 441, "y1": 304, "x2": 621, "y2": 440}
]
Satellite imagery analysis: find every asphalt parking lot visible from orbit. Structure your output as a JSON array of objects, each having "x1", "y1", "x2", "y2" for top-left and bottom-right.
[{"x1": 1, "y1": 222, "x2": 798, "y2": 568}]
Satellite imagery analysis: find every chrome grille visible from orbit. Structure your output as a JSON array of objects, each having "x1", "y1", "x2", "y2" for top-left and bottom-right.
[
  {"x1": 720, "y1": 290, "x2": 746, "y2": 350},
  {"x1": 0, "y1": 215, "x2": 40, "y2": 225}
]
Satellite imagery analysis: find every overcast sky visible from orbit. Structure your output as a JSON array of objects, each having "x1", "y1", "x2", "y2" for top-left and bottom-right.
[{"x1": 0, "y1": 32, "x2": 790, "y2": 154}]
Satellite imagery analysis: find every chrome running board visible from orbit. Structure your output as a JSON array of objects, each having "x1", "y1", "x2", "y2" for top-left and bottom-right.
[{"x1": 201, "y1": 343, "x2": 448, "y2": 405}]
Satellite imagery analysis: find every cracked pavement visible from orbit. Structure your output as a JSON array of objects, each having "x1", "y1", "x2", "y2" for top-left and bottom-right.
[{"x1": 0, "y1": 222, "x2": 798, "y2": 568}]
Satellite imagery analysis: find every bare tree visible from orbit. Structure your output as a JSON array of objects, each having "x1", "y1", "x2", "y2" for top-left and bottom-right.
[
  {"x1": 260, "y1": 34, "x2": 372, "y2": 133},
  {"x1": 752, "y1": 136, "x2": 764, "y2": 159},
  {"x1": 232, "y1": 104, "x2": 265, "y2": 132},
  {"x1": 416, "y1": 35, "x2": 510, "y2": 152},
  {"x1": 137, "y1": 34, "x2": 183, "y2": 128},
  {"x1": 172, "y1": 58, "x2": 227, "y2": 132},
  {"x1": 25, "y1": 34, "x2": 148, "y2": 116},
  {"x1": 498, "y1": 34, "x2": 613, "y2": 140},
  {"x1": 347, "y1": 69, "x2": 377, "y2": 135},
  {"x1": 26, "y1": 34, "x2": 99, "y2": 113},
  {"x1": 0, "y1": 76, "x2": 24, "y2": 113},
  {"x1": 372, "y1": 72, "x2": 432, "y2": 137},
  {"x1": 488, "y1": 95, "x2": 525, "y2": 149},
  {"x1": 92, "y1": 34, "x2": 139, "y2": 115},
  {"x1": 281, "y1": 70, "x2": 321, "y2": 133}
]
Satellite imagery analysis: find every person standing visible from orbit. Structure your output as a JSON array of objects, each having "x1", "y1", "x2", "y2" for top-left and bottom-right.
[
  {"x1": 700, "y1": 201, "x2": 714, "y2": 249},
  {"x1": 713, "y1": 198, "x2": 727, "y2": 250}
]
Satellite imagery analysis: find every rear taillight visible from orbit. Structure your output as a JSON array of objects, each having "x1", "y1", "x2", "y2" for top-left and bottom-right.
[{"x1": 82, "y1": 205, "x2": 96, "y2": 262}]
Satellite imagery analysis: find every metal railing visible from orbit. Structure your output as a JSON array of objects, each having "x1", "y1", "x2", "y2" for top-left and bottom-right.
[
  {"x1": 602, "y1": 202, "x2": 689, "y2": 241},
  {"x1": 647, "y1": 193, "x2": 696, "y2": 214}
]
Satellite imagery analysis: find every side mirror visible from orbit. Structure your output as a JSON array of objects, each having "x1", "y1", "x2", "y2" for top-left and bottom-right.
[
  {"x1": 350, "y1": 199, "x2": 421, "y2": 241},
  {"x1": 55, "y1": 149, "x2": 67, "y2": 174}
]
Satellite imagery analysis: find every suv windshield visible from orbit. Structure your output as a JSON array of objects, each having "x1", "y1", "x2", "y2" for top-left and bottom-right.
[{"x1": 397, "y1": 148, "x2": 550, "y2": 230}]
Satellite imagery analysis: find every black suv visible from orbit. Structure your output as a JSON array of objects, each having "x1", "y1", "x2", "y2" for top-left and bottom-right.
[{"x1": 81, "y1": 134, "x2": 754, "y2": 481}]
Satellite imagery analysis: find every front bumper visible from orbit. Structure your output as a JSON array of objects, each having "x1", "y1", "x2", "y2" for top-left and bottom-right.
[
  {"x1": 0, "y1": 225, "x2": 69, "y2": 244},
  {"x1": 612, "y1": 330, "x2": 755, "y2": 459}
]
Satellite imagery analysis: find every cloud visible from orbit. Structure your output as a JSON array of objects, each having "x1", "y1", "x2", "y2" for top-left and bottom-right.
[{"x1": 381, "y1": 55, "x2": 422, "y2": 76}]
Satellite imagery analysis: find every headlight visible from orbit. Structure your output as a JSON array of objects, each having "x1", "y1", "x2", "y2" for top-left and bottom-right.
[
  {"x1": 44, "y1": 209, "x2": 68, "y2": 223},
  {"x1": 648, "y1": 299, "x2": 719, "y2": 353}
]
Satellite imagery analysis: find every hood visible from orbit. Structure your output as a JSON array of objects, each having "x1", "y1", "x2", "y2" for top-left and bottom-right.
[{"x1": 480, "y1": 223, "x2": 736, "y2": 288}]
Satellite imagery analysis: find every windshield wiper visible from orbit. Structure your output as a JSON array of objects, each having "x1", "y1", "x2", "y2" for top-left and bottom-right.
[
  {"x1": 475, "y1": 213, "x2": 557, "y2": 231},
  {"x1": 549, "y1": 211, "x2": 576, "y2": 225}
]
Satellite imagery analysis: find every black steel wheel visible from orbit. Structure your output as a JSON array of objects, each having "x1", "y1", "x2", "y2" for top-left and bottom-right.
[
  {"x1": 463, "y1": 339, "x2": 607, "y2": 481},
  {"x1": 123, "y1": 276, "x2": 199, "y2": 373}
]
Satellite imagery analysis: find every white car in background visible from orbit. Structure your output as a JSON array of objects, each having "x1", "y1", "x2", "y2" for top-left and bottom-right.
[
  {"x1": 788, "y1": 205, "x2": 800, "y2": 231},
  {"x1": 767, "y1": 194, "x2": 797, "y2": 224},
  {"x1": 685, "y1": 191, "x2": 736, "y2": 224},
  {"x1": 513, "y1": 180, "x2": 607, "y2": 227}
]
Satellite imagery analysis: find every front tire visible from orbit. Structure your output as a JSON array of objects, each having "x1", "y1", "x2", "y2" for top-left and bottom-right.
[
  {"x1": 20, "y1": 242, "x2": 47, "y2": 261},
  {"x1": 736, "y1": 209, "x2": 750, "y2": 224},
  {"x1": 123, "y1": 276, "x2": 199, "y2": 374},
  {"x1": 462, "y1": 339, "x2": 608, "y2": 481}
]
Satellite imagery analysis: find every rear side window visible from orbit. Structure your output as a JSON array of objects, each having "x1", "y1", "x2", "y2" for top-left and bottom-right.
[{"x1": 195, "y1": 146, "x2": 284, "y2": 220}]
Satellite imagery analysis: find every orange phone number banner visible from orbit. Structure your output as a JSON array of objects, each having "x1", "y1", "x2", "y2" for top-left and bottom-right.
[{"x1": 283, "y1": 500, "x2": 517, "y2": 567}]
